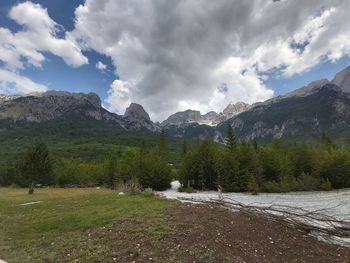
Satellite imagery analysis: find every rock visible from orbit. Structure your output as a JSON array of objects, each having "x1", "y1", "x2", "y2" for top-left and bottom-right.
[
  {"x1": 124, "y1": 103, "x2": 151, "y2": 121},
  {"x1": 161, "y1": 102, "x2": 250, "y2": 127},
  {"x1": 0, "y1": 91, "x2": 159, "y2": 132},
  {"x1": 162, "y1": 110, "x2": 202, "y2": 126},
  {"x1": 123, "y1": 103, "x2": 159, "y2": 132},
  {"x1": 332, "y1": 65, "x2": 350, "y2": 93},
  {"x1": 220, "y1": 102, "x2": 251, "y2": 120}
]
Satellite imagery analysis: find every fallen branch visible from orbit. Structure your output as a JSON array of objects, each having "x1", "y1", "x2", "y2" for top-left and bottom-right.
[{"x1": 179, "y1": 196, "x2": 350, "y2": 243}]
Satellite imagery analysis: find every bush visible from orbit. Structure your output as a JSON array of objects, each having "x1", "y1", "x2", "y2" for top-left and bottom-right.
[
  {"x1": 126, "y1": 177, "x2": 142, "y2": 195},
  {"x1": 319, "y1": 179, "x2": 332, "y2": 191},
  {"x1": 180, "y1": 139, "x2": 220, "y2": 190},
  {"x1": 261, "y1": 181, "x2": 281, "y2": 193},
  {"x1": 316, "y1": 149, "x2": 350, "y2": 189},
  {"x1": 247, "y1": 175, "x2": 259, "y2": 195},
  {"x1": 117, "y1": 144, "x2": 172, "y2": 191},
  {"x1": 299, "y1": 172, "x2": 319, "y2": 191},
  {"x1": 178, "y1": 182, "x2": 197, "y2": 193},
  {"x1": 143, "y1": 187, "x2": 155, "y2": 197},
  {"x1": 178, "y1": 186, "x2": 197, "y2": 193}
]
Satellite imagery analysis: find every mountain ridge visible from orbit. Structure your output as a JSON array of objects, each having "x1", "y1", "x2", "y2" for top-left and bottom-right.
[
  {"x1": 0, "y1": 90, "x2": 158, "y2": 132},
  {"x1": 161, "y1": 101, "x2": 250, "y2": 127},
  {"x1": 1, "y1": 65, "x2": 350, "y2": 142}
]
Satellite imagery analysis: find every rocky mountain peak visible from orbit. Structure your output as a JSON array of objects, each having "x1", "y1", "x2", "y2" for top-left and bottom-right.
[
  {"x1": 221, "y1": 102, "x2": 251, "y2": 118},
  {"x1": 283, "y1": 79, "x2": 330, "y2": 99},
  {"x1": 0, "y1": 90, "x2": 105, "y2": 123},
  {"x1": 332, "y1": 65, "x2": 350, "y2": 93},
  {"x1": 0, "y1": 94, "x2": 20, "y2": 103},
  {"x1": 124, "y1": 103, "x2": 151, "y2": 121},
  {"x1": 41, "y1": 91, "x2": 102, "y2": 109},
  {"x1": 203, "y1": 111, "x2": 219, "y2": 119},
  {"x1": 161, "y1": 110, "x2": 202, "y2": 126},
  {"x1": 161, "y1": 102, "x2": 251, "y2": 127}
]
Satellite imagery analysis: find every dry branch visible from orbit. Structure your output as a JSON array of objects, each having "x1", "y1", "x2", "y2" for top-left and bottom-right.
[{"x1": 179, "y1": 196, "x2": 350, "y2": 244}]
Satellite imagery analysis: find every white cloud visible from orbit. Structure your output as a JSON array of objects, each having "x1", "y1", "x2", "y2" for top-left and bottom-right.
[
  {"x1": 96, "y1": 61, "x2": 107, "y2": 71},
  {"x1": 0, "y1": 69, "x2": 47, "y2": 94},
  {"x1": 0, "y1": 1, "x2": 88, "y2": 70},
  {"x1": 0, "y1": 1, "x2": 88, "y2": 94},
  {"x1": 72, "y1": 0, "x2": 350, "y2": 121},
  {"x1": 106, "y1": 79, "x2": 133, "y2": 114}
]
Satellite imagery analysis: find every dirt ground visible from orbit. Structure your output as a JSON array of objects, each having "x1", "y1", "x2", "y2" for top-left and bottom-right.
[{"x1": 54, "y1": 202, "x2": 350, "y2": 263}]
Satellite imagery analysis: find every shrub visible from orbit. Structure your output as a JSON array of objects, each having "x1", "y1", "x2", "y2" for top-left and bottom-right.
[
  {"x1": 126, "y1": 177, "x2": 142, "y2": 195},
  {"x1": 178, "y1": 182, "x2": 197, "y2": 193},
  {"x1": 247, "y1": 174, "x2": 259, "y2": 195},
  {"x1": 143, "y1": 187, "x2": 155, "y2": 197},
  {"x1": 261, "y1": 181, "x2": 281, "y2": 193},
  {"x1": 316, "y1": 149, "x2": 350, "y2": 189},
  {"x1": 319, "y1": 179, "x2": 332, "y2": 191},
  {"x1": 299, "y1": 172, "x2": 319, "y2": 191}
]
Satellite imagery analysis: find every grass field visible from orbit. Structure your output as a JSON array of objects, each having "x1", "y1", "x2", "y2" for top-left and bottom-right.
[
  {"x1": 1, "y1": 188, "x2": 349, "y2": 263},
  {"x1": 0, "y1": 188, "x2": 176, "y2": 262}
]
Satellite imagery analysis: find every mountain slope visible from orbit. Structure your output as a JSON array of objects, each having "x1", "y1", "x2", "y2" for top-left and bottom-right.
[
  {"x1": 161, "y1": 102, "x2": 250, "y2": 127},
  {"x1": 218, "y1": 84, "x2": 350, "y2": 142},
  {"x1": 0, "y1": 91, "x2": 159, "y2": 132},
  {"x1": 332, "y1": 65, "x2": 350, "y2": 93},
  {"x1": 1, "y1": 65, "x2": 350, "y2": 143}
]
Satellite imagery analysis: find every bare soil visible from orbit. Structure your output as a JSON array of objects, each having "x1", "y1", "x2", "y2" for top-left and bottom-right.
[{"x1": 54, "y1": 203, "x2": 350, "y2": 262}]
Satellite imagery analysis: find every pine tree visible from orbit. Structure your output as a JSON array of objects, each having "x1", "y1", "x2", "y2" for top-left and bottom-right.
[
  {"x1": 225, "y1": 124, "x2": 237, "y2": 153},
  {"x1": 158, "y1": 130, "x2": 169, "y2": 161},
  {"x1": 321, "y1": 132, "x2": 334, "y2": 150},
  {"x1": 182, "y1": 139, "x2": 188, "y2": 156}
]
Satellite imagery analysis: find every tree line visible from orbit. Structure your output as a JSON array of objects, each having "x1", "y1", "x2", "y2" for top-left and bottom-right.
[
  {"x1": 0, "y1": 132, "x2": 173, "y2": 194},
  {"x1": 180, "y1": 126, "x2": 350, "y2": 193},
  {"x1": 1, "y1": 127, "x2": 350, "y2": 194}
]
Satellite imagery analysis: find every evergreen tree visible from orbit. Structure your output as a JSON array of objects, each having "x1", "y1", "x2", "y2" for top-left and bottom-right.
[
  {"x1": 22, "y1": 142, "x2": 52, "y2": 194},
  {"x1": 217, "y1": 151, "x2": 240, "y2": 192},
  {"x1": 321, "y1": 132, "x2": 335, "y2": 150},
  {"x1": 158, "y1": 130, "x2": 169, "y2": 161},
  {"x1": 225, "y1": 124, "x2": 237, "y2": 153},
  {"x1": 182, "y1": 139, "x2": 188, "y2": 156}
]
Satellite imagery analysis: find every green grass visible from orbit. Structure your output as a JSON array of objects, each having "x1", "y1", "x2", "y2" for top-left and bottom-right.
[{"x1": 0, "y1": 188, "x2": 175, "y2": 262}]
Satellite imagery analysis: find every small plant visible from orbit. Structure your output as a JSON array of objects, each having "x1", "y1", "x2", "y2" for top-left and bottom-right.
[
  {"x1": 178, "y1": 181, "x2": 197, "y2": 193},
  {"x1": 127, "y1": 177, "x2": 142, "y2": 195},
  {"x1": 143, "y1": 187, "x2": 155, "y2": 197},
  {"x1": 248, "y1": 174, "x2": 259, "y2": 195},
  {"x1": 319, "y1": 179, "x2": 332, "y2": 191},
  {"x1": 261, "y1": 181, "x2": 281, "y2": 193}
]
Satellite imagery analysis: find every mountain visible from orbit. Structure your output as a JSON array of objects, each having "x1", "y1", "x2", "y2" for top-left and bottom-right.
[
  {"x1": 220, "y1": 102, "x2": 251, "y2": 120},
  {"x1": 161, "y1": 101, "x2": 250, "y2": 127},
  {"x1": 163, "y1": 66, "x2": 350, "y2": 142},
  {"x1": 123, "y1": 103, "x2": 158, "y2": 132},
  {"x1": 0, "y1": 91, "x2": 158, "y2": 132},
  {"x1": 332, "y1": 65, "x2": 350, "y2": 93},
  {"x1": 218, "y1": 83, "x2": 350, "y2": 142},
  {"x1": 1, "y1": 65, "x2": 350, "y2": 143},
  {"x1": 161, "y1": 110, "x2": 202, "y2": 126}
]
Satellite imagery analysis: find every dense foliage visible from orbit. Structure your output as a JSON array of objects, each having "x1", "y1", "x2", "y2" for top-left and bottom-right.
[
  {"x1": 0, "y1": 133, "x2": 172, "y2": 191},
  {"x1": 1, "y1": 127, "x2": 350, "y2": 192},
  {"x1": 179, "y1": 127, "x2": 350, "y2": 193}
]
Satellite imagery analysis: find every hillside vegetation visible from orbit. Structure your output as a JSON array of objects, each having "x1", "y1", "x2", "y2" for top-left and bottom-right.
[{"x1": 1, "y1": 125, "x2": 350, "y2": 193}]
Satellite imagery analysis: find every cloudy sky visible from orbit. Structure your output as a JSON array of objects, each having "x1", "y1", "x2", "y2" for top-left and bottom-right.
[{"x1": 0, "y1": 0, "x2": 350, "y2": 121}]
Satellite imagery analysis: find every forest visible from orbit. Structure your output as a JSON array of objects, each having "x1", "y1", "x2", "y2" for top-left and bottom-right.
[{"x1": 1, "y1": 127, "x2": 350, "y2": 193}]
